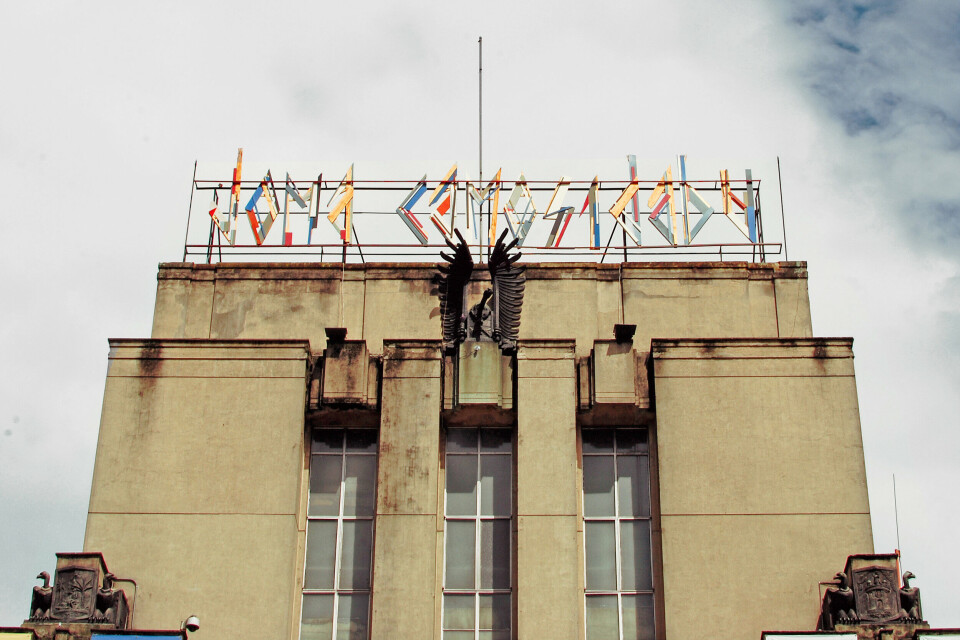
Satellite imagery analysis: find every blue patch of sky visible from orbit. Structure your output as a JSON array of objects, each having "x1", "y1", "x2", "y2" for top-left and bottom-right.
[
  {"x1": 831, "y1": 37, "x2": 860, "y2": 54},
  {"x1": 785, "y1": 0, "x2": 960, "y2": 254},
  {"x1": 840, "y1": 108, "x2": 880, "y2": 134},
  {"x1": 926, "y1": 201, "x2": 960, "y2": 244},
  {"x1": 789, "y1": 1, "x2": 960, "y2": 142}
]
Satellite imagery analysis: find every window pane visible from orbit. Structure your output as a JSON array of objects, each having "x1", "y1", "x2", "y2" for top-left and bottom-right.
[
  {"x1": 621, "y1": 594, "x2": 656, "y2": 640},
  {"x1": 582, "y1": 428, "x2": 614, "y2": 454},
  {"x1": 310, "y1": 455, "x2": 343, "y2": 517},
  {"x1": 301, "y1": 594, "x2": 334, "y2": 640},
  {"x1": 444, "y1": 633, "x2": 475, "y2": 640},
  {"x1": 312, "y1": 429, "x2": 343, "y2": 454},
  {"x1": 443, "y1": 594, "x2": 475, "y2": 630},
  {"x1": 620, "y1": 521, "x2": 652, "y2": 591},
  {"x1": 446, "y1": 455, "x2": 478, "y2": 516},
  {"x1": 447, "y1": 428, "x2": 478, "y2": 452},
  {"x1": 339, "y1": 520, "x2": 373, "y2": 590},
  {"x1": 305, "y1": 521, "x2": 337, "y2": 589},
  {"x1": 479, "y1": 632, "x2": 511, "y2": 640},
  {"x1": 335, "y1": 593, "x2": 369, "y2": 640},
  {"x1": 343, "y1": 456, "x2": 377, "y2": 517},
  {"x1": 345, "y1": 429, "x2": 378, "y2": 453},
  {"x1": 480, "y1": 520, "x2": 511, "y2": 589},
  {"x1": 616, "y1": 429, "x2": 648, "y2": 453},
  {"x1": 616, "y1": 455, "x2": 650, "y2": 518},
  {"x1": 480, "y1": 429, "x2": 511, "y2": 452},
  {"x1": 585, "y1": 595, "x2": 619, "y2": 640},
  {"x1": 478, "y1": 594, "x2": 510, "y2": 630},
  {"x1": 445, "y1": 520, "x2": 476, "y2": 589},
  {"x1": 582, "y1": 456, "x2": 615, "y2": 517},
  {"x1": 585, "y1": 522, "x2": 617, "y2": 590},
  {"x1": 480, "y1": 455, "x2": 511, "y2": 516}
]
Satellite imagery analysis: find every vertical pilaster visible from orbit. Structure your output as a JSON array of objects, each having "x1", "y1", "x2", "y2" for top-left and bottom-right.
[
  {"x1": 370, "y1": 340, "x2": 443, "y2": 640},
  {"x1": 515, "y1": 339, "x2": 581, "y2": 640}
]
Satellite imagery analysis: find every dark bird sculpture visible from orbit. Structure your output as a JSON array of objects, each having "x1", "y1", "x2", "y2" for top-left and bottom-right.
[
  {"x1": 820, "y1": 572, "x2": 858, "y2": 630},
  {"x1": 435, "y1": 229, "x2": 525, "y2": 354},
  {"x1": 436, "y1": 229, "x2": 474, "y2": 352},
  {"x1": 899, "y1": 571, "x2": 922, "y2": 620},
  {"x1": 92, "y1": 572, "x2": 129, "y2": 628},
  {"x1": 30, "y1": 571, "x2": 53, "y2": 621}
]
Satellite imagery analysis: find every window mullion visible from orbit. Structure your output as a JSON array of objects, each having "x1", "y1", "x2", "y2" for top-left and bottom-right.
[
  {"x1": 332, "y1": 439, "x2": 348, "y2": 640},
  {"x1": 613, "y1": 446, "x2": 624, "y2": 640},
  {"x1": 474, "y1": 436, "x2": 482, "y2": 637}
]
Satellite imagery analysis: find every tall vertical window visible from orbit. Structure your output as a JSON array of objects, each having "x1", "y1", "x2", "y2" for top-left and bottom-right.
[
  {"x1": 301, "y1": 428, "x2": 378, "y2": 640},
  {"x1": 442, "y1": 428, "x2": 512, "y2": 640},
  {"x1": 582, "y1": 428, "x2": 655, "y2": 640}
]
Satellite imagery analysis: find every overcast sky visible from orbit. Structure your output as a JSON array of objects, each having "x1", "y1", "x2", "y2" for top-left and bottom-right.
[{"x1": 2, "y1": 0, "x2": 958, "y2": 629}]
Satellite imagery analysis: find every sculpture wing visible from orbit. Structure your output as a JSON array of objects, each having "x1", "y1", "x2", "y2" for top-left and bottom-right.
[
  {"x1": 436, "y1": 229, "x2": 473, "y2": 353},
  {"x1": 31, "y1": 586, "x2": 52, "y2": 619},
  {"x1": 488, "y1": 229, "x2": 525, "y2": 353}
]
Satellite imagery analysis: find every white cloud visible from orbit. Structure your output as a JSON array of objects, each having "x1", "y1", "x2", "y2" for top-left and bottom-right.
[{"x1": 1, "y1": 0, "x2": 957, "y2": 629}]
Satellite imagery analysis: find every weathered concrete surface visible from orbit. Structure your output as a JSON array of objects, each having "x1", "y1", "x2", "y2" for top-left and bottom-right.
[
  {"x1": 152, "y1": 262, "x2": 812, "y2": 355},
  {"x1": 662, "y1": 513, "x2": 872, "y2": 637},
  {"x1": 652, "y1": 338, "x2": 872, "y2": 640},
  {"x1": 592, "y1": 339, "x2": 647, "y2": 406},
  {"x1": 516, "y1": 515, "x2": 581, "y2": 639},
  {"x1": 85, "y1": 512, "x2": 298, "y2": 635},
  {"x1": 321, "y1": 340, "x2": 371, "y2": 405},
  {"x1": 457, "y1": 342, "x2": 513, "y2": 407},
  {"x1": 370, "y1": 340, "x2": 442, "y2": 640},
  {"x1": 84, "y1": 339, "x2": 309, "y2": 639},
  {"x1": 78, "y1": 260, "x2": 862, "y2": 640},
  {"x1": 516, "y1": 340, "x2": 581, "y2": 640}
]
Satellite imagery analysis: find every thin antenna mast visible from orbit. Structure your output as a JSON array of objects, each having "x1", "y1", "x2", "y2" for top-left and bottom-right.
[
  {"x1": 479, "y1": 36, "x2": 486, "y2": 262},
  {"x1": 893, "y1": 473, "x2": 902, "y2": 552},
  {"x1": 777, "y1": 156, "x2": 789, "y2": 261},
  {"x1": 893, "y1": 473, "x2": 903, "y2": 585},
  {"x1": 183, "y1": 160, "x2": 197, "y2": 262}
]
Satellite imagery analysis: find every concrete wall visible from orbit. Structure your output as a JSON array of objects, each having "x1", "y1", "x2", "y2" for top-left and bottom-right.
[
  {"x1": 515, "y1": 340, "x2": 581, "y2": 640},
  {"x1": 151, "y1": 262, "x2": 812, "y2": 355},
  {"x1": 77, "y1": 261, "x2": 872, "y2": 640},
  {"x1": 369, "y1": 341, "x2": 443, "y2": 640},
  {"x1": 651, "y1": 338, "x2": 873, "y2": 640},
  {"x1": 84, "y1": 339, "x2": 310, "y2": 638}
]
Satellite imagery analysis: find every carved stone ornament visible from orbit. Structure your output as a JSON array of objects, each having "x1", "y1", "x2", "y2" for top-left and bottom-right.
[
  {"x1": 820, "y1": 572, "x2": 858, "y2": 630},
  {"x1": 899, "y1": 571, "x2": 923, "y2": 621},
  {"x1": 852, "y1": 566, "x2": 900, "y2": 623},
  {"x1": 51, "y1": 568, "x2": 97, "y2": 622},
  {"x1": 26, "y1": 553, "x2": 129, "y2": 629},
  {"x1": 29, "y1": 572, "x2": 53, "y2": 621},
  {"x1": 818, "y1": 554, "x2": 927, "y2": 631}
]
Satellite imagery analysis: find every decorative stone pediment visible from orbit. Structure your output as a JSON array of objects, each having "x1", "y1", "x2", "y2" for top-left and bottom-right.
[
  {"x1": 25, "y1": 553, "x2": 129, "y2": 632},
  {"x1": 819, "y1": 553, "x2": 926, "y2": 636}
]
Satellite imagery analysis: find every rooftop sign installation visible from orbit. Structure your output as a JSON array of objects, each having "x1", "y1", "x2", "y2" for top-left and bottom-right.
[{"x1": 184, "y1": 150, "x2": 782, "y2": 263}]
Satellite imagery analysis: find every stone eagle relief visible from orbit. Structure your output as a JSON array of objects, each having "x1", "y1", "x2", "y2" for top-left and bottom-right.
[
  {"x1": 28, "y1": 563, "x2": 129, "y2": 629},
  {"x1": 819, "y1": 564, "x2": 925, "y2": 631},
  {"x1": 435, "y1": 229, "x2": 525, "y2": 354}
]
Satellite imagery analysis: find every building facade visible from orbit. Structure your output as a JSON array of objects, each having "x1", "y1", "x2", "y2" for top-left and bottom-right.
[{"x1": 63, "y1": 259, "x2": 873, "y2": 640}]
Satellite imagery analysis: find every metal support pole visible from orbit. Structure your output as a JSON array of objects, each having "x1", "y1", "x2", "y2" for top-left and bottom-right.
[
  {"x1": 777, "y1": 156, "x2": 789, "y2": 262},
  {"x1": 600, "y1": 220, "x2": 618, "y2": 264},
  {"x1": 206, "y1": 217, "x2": 215, "y2": 264},
  {"x1": 479, "y1": 36, "x2": 486, "y2": 263},
  {"x1": 621, "y1": 214, "x2": 628, "y2": 262},
  {"x1": 352, "y1": 224, "x2": 365, "y2": 264},
  {"x1": 183, "y1": 160, "x2": 197, "y2": 261}
]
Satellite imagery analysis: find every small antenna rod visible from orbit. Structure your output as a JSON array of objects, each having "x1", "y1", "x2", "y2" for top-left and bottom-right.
[
  {"x1": 479, "y1": 36, "x2": 483, "y2": 186},
  {"x1": 479, "y1": 36, "x2": 485, "y2": 263},
  {"x1": 893, "y1": 473, "x2": 902, "y2": 554},
  {"x1": 777, "y1": 156, "x2": 789, "y2": 261}
]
